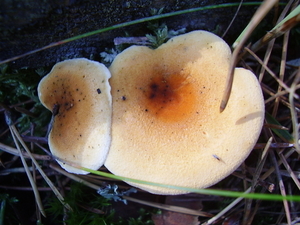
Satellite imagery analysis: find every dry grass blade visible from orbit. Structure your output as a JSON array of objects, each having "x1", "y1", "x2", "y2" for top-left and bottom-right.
[
  {"x1": 220, "y1": 0, "x2": 278, "y2": 111},
  {"x1": 257, "y1": 0, "x2": 294, "y2": 83},
  {"x1": 270, "y1": 150, "x2": 292, "y2": 224},
  {"x1": 2, "y1": 111, "x2": 72, "y2": 212},
  {"x1": 1, "y1": 1, "x2": 299, "y2": 224},
  {"x1": 50, "y1": 163, "x2": 100, "y2": 190},
  {"x1": 262, "y1": 81, "x2": 300, "y2": 109},
  {"x1": 203, "y1": 139, "x2": 294, "y2": 225},
  {"x1": 221, "y1": 0, "x2": 243, "y2": 38},
  {"x1": 50, "y1": 164, "x2": 213, "y2": 218},
  {"x1": 9, "y1": 129, "x2": 46, "y2": 217},
  {"x1": 261, "y1": 137, "x2": 273, "y2": 162},
  {"x1": 203, "y1": 188, "x2": 250, "y2": 225},
  {"x1": 264, "y1": 84, "x2": 300, "y2": 104},
  {"x1": 278, "y1": 152, "x2": 300, "y2": 190},
  {"x1": 5, "y1": 113, "x2": 46, "y2": 217},
  {"x1": 125, "y1": 196, "x2": 213, "y2": 217},
  {"x1": 254, "y1": 142, "x2": 293, "y2": 149},
  {"x1": 251, "y1": 3, "x2": 300, "y2": 53},
  {"x1": 289, "y1": 69, "x2": 300, "y2": 153},
  {"x1": 264, "y1": 123, "x2": 289, "y2": 130},
  {"x1": 246, "y1": 47, "x2": 298, "y2": 98},
  {"x1": 0, "y1": 142, "x2": 51, "y2": 160},
  {"x1": 272, "y1": 30, "x2": 289, "y2": 117},
  {"x1": 242, "y1": 138, "x2": 272, "y2": 225},
  {"x1": 260, "y1": 149, "x2": 295, "y2": 181}
]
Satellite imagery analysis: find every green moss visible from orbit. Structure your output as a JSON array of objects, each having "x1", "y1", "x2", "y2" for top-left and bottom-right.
[{"x1": 0, "y1": 64, "x2": 51, "y2": 135}]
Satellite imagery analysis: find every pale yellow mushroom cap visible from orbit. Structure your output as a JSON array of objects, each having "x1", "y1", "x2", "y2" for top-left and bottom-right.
[
  {"x1": 104, "y1": 30, "x2": 265, "y2": 194},
  {"x1": 38, "y1": 58, "x2": 112, "y2": 174}
]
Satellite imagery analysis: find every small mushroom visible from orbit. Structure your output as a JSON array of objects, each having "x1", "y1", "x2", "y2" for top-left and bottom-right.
[
  {"x1": 38, "y1": 58, "x2": 112, "y2": 174},
  {"x1": 104, "y1": 31, "x2": 265, "y2": 194}
]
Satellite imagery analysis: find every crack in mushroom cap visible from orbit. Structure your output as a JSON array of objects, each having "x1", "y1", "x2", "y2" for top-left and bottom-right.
[
  {"x1": 38, "y1": 58, "x2": 112, "y2": 174},
  {"x1": 104, "y1": 30, "x2": 265, "y2": 194}
]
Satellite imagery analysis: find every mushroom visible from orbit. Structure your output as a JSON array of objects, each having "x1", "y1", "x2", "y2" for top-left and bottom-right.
[
  {"x1": 104, "y1": 30, "x2": 265, "y2": 194},
  {"x1": 38, "y1": 58, "x2": 112, "y2": 174}
]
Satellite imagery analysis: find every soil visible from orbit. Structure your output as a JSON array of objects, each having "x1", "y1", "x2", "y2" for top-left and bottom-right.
[{"x1": 0, "y1": 0, "x2": 257, "y2": 69}]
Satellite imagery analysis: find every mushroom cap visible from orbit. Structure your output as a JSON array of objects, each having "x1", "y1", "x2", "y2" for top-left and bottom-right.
[
  {"x1": 104, "y1": 30, "x2": 265, "y2": 194},
  {"x1": 38, "y1": 58, "x2": 112, "y2": 174}
]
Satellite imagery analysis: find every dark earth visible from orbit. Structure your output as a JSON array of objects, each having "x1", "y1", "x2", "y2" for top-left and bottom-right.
[{"x1": 0, "y1": 0, "x2": 258, "y2": 69}]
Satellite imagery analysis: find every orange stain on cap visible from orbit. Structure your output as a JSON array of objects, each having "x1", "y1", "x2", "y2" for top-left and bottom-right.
[{"x1": 141, "y1": 72, "x2": 197, "y2": 122}]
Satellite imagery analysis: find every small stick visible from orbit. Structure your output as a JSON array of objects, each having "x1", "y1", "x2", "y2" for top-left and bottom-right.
[{"x1": 114, "y1": 37, "x2": 149, "y2": 45}]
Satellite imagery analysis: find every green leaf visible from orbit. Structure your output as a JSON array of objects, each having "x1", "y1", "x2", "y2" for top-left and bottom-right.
[{"x1": 265, "y1": 112, "x2": 294, "y2": 143}]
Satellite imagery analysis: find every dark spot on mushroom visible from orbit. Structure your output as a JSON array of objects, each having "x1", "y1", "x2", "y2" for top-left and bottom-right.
[
  {"x1": 122, "y1": 96, "x2": 126, "y2": 101},
  {"x1": 97, "y1": 88, "x2": 101, "y2": 94},
  {"x1": 147, "y1": 77, "x2": 177, "y2": 104}
]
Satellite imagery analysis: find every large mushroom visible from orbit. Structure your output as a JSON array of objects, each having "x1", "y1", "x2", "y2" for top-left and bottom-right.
[
  {"x1": 104, "y1": 30, "x2": 265, "y2": 194},
  {"x1": 38, "y1": 58, "x2": 112, "y2": 174}
]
